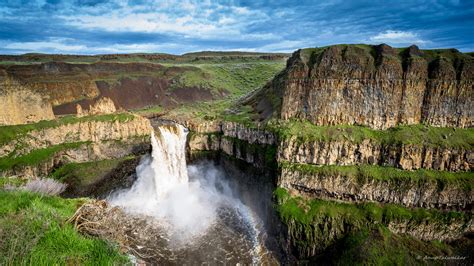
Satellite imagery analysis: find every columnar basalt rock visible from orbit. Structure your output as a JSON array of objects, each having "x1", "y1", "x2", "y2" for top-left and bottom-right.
[
  {"x1": 278, "y1": 138, "x2": 473, "y2": 171},
  {"x1": 1, "y1": 139, "x2": 149, "y2": 178},
  {"x1": 0, "y1": 115, "x2": 152, "y2": 178},
  {"x1": 261, "y1": 44, "x2": 473, "y2": 129},
  {"x1": 185, "y1": 121, "x2": 276, "y2": 168},
  {"x1": 279, "y1": 166, "x2": 473, "y2": 210}
]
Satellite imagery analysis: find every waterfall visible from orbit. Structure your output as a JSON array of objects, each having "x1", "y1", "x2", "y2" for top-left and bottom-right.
[
  {"x1": 108, "y1": 123, "x2": 268, "y2": 262},
  {"x1": 108, "y1": 124, "x2": 190, "y2": 212},
  {"x1": 150, "y1": 125, "x2": 189, "y2": 198}
]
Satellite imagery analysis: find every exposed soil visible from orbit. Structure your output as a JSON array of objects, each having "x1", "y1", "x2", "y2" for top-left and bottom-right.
[{"x1": 53, "y1": 78, "x2": 215, "y2": 115}]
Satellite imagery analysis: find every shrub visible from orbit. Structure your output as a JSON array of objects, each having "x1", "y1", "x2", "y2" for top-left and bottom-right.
[{"x1": 23, "y1": 178, "x2": 67, "y2": 196}]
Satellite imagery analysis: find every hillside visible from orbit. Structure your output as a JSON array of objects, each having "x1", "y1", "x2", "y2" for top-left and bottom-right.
[{"x1": 0, "y1": 52, "x2": 287, "y2": 125}]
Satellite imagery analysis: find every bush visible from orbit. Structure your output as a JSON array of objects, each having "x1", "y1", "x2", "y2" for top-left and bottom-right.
[{"x1": 23, "y1": 178, "x2": 67, "y2": 196}]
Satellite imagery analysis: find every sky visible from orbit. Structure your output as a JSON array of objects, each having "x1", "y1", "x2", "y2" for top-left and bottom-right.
[{"x1": 0, "y1": 0, "x2": 473, "y2": 55}]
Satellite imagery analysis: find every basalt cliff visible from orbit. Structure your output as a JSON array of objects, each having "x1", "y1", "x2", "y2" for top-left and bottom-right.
[
  {"x1": 249, "y1": 44, "x2": 473, "y2": 129},
  {"x1": 236, "y1": 44, "x2": 473, "y2": 261},
  {"x1": 0, "y1": 46, "x2": 472, "y2": 264}
]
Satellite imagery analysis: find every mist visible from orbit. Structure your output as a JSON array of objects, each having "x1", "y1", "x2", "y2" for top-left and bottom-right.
[{"x1": 107, "y1": 126, "x2": 251, "y2": 248}]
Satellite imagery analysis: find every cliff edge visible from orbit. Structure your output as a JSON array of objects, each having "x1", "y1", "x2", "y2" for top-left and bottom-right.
[{"x1": 248, "y1": 44, "x2": 473, "y2": 129}]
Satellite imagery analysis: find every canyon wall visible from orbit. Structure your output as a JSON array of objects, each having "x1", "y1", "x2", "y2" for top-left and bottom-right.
[
  {"x1": 278, "y1": 137, "x2": 473, "y2": 171},
  {"x1": 0, "y1": 114, "x2": 152, "y2": 178},
  {"x1": 243, "y1": 44, "x2": 474, "y2": 260},
  {"x1": 254, "y1": 44, "x2": 473, "y2": 129},
  {"x1": 182, "y1": 118, "x2": 472, "y2": 260},
  {"x1": 184, "y1": 121, "x2": 277, "y2": 169},
  {"x1": 0, "y1": 74, "x2": 55, "y2": 125},
  {"x1": 279, "y1": 166, "x2": 472, "y2": 210}
]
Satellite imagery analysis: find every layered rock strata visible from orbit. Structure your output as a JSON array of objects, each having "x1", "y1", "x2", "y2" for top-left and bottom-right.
[
  {"x1": 278, "y1": 137, "x2": 473, "y2": 171},
  {"x1": 0, "y1": 114, "x2": 152, "y2": 178},
  {"x1": 279, "y1": 165, "x2": 473, "y2": 210},
  {"x1": 186, "y1": 121, "x2": 276, "y2": 168},
  {"x1": 252, "y1": 44, "x2": 473, "y2": 129},
  {"x1": 0, "y1": 75, "x2": 54, "y2": 125}
]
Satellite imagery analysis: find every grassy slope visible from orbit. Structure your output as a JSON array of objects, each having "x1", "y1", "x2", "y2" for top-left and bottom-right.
[
  {"x1": 274, "y1": 187, "x2": 469, "y2": 262},
  {"x1": 0, "y1": 142, "x2": 89, "y2": 171},
  {"x1": 274, "y1": 188, "x2": 467, "y2": 226},
  {"x1": 325, "y1": 227, "x2": 454, "y2": 265},
  {"x1": 269, "y1": 119, "x2": 474, "y2": 149},
  {"x1": 0, "y1": 190, "x2": 127, "y2": 265},
  {"x1": 50, "y1": 156, "x2": 135, "y2": 187},
  {"x1": 156, "y1": 60, "x2": 285, "y2": 121}
]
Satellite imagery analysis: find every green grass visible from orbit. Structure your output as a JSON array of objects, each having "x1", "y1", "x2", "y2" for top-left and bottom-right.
[
  {"x1": 280, "y1": 162, "x2": 474, "y2": 191},
  {"x1": 0, "y1": 190, "x2": 128, "y2": 265},
  {"x1": 0, "y1": 52, "x2": 288, "y2": 65},
  {"x1": 0, "y1": 113, "x2": 136, "y2": 146},
  {"x1": 178, "y1": 62, "x2": 284, "y2": 94},
  {"x1": 143, "y1": 61, "x2": 285, "y2": 123},
  {"x1": 274, "y1": 187, "x2": 468, "y2": 227},
  {"x1": 274, "y1": 187, "x2": 469, "y2": 260},
  {"x1": 50, "y1": 156, "x2": 135, "y2": 187},
  {"x1": 131, "y1": 105, "x2": 165, "y2": 116},
  {"x1": 0, "y1": 176, "x2": 26, "y2": 188},
  {"x1": 299, "y1": 44, "x2": 471, "y2": 67},
  {"x1": 269, "y1": 119, "x2": 474, "y2": 149},
  {"x1": 0, "y1": 142, "x2": 88, "y2": 171},
  {"x1": 332, "y1": 227, "x2": 453, "y2": 266}
]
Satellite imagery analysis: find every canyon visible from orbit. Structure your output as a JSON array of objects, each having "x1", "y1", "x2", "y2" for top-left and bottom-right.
[{"x1": 0, "y1": 46, "x2": 472, "y2": 264}]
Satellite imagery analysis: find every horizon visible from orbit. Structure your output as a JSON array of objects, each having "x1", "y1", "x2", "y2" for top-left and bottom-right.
[
  {"x1": 2, "y1": 43, "x2": 472, "y2": 57},
  {"x1": 1, "y1": 1, "x2": 473, "y2": 55}
]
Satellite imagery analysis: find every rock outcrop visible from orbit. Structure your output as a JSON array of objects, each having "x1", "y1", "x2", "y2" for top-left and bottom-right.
[
  {"x1": 278, "y1": 138, "x2": 473, "y2": 171},
  {"x1": 279, "y1": 166, "x2": 473, "y2": 210},
  {"x1": 186, "y1": 121, "x2": 276, "y2": 169},
  {"x1": 77, "y1": 97, "x2": 117, "y2": 117},
  {"x1": 0, "y1": 114, "x2": 152, "y2": 178},
  {"x1": 284, "y1": 209, "x2": 472, "y2": 258},
  {"x1": 0, "y1": 75, "x2": 54, "y2": 125},
  {"x1": 251, "y1": 44, "x2": 473, "y2": 129},
  {"x1": 2, "y1": 139, "x2": 149, "y2": 178},
  {"x1": 0, "y1": 114, "x2": 151, "y2": 158}
]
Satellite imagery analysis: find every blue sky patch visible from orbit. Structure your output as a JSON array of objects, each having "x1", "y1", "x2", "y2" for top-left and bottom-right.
[{"x1": 0, "y1": 0, "x2": 472, "y2": 54}]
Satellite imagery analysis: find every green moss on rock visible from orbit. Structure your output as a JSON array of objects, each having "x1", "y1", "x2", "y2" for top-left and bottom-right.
[{"x1": 269, "y1": 119, "x2": 474, "y2": 149}]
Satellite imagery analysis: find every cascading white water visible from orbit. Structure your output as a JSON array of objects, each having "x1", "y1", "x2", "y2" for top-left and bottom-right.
[
  {"x1": 108, "y1": 124, "x2": 191, "y2": 214},
  {"x1": 150, "y1": 125, "x2": 188, "y2": 198},
  {"x1": 108, "y1": 123, "x2": 269, "y2": 263},
  {"x1": 109, "y1": 124, "x2": 220, "y2": 241}
]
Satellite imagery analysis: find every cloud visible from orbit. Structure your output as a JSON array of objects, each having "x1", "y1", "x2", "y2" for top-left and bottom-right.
[
  {"x1": 0, "y1": 0, "x2": 472, "y2": 54},
  {"x1": 369, "y1": 30, "x2": 429, "y2": 45},
  {"x1": 4, "y1": 39, "x2": 87, "y2": 53}
]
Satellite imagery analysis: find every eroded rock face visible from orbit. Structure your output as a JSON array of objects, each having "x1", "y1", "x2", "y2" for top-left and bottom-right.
[
  {"x1": 77, "y1": 97, "x2": 117, "y2": 116},
  {"x1": 267, "y1": 44, "x2": 473, "y2": 129},
  {"x1": 2, "y1": 139, "x2": 149, "y2": 178},
  {"x1": 279, "y1": 167, "x2": 473, "y2": 210},
  {"x1": 0, "y1": 76, "x2": 54, "y2": 125},
  {"x1": 185, "y1": 121, "x2": 276, "y2": 168},
  {"x1": 0, "y1": 115, "x2": 152, "y2": 178},
  {"x1": 284, "y1": 211, "x2": 472, "y2": 258},
  {"x1": 0, "y1": 115, "x2": 152, "y2": 158},
  {"x1": 278, "y1": 138, "x2": 473, "y2": 171}
]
